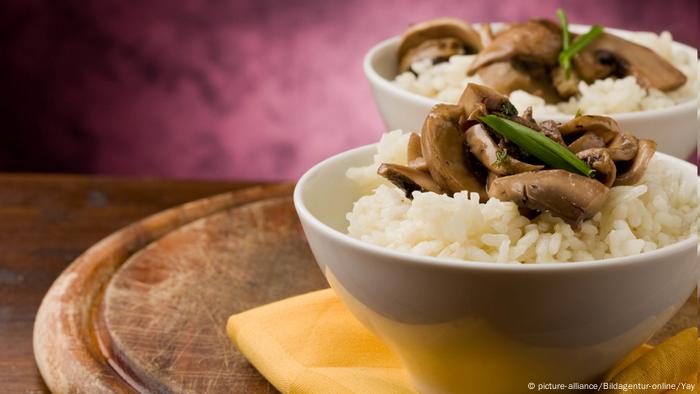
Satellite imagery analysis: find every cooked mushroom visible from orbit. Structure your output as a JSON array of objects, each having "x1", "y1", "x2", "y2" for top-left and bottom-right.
[
  {"x1": 537, "y1": 119, "x2": 566, "y2": 146},
  {"x1": 486, "y1": 171, "x2": 499, "y2": 191},
  {"x1": 398, "y1": 17, "x2": 483, "y2": 73},
  {"x1": 478, "y1": 23, "x2": 495, "y2": 47},
  {"x1": 572, "y1": 32, "x2": 687, "y2": 91},
  {"x1": 467, "y1": 19, "x2": 562, "y2": 75},
  {"x1": 558, "y1": 115, "x2": 620, "y2": 143},
  {"x1": 488, "y1": 169, "x2": 610, "y2": 226},
  {"x1": 614, "y1": 139, "x2": 656, "y2": 186},
  {"x1": 475, "y1": 61, "x2": 561, "y2": 103},
  {"x1": 576, "y1": 148, "x2": 617, "y2": 187},
  {"x1": 551, "y1": 66, "x2": 581, "y2": 98},
  {"x1": 406, "y1": 132, "x2": 429, "y2": 171},
  {"x1": 378, "y1": 163, "x2": 444, "y2": 198},
  {"x1": 399, "y1": 37, "x2": 466, "y2": 73},
  {"x1": 568, "y1": 131, "x2": 606, "y2": 153},
  {"x1": 466, "y1": 124, "x2": 544, "y2": 175},
  {"x1": 458, "y1": 83, "x2": 518, "y2": 122},
  {"x1": 421, "y1": 104, "x2": 488, "y2": 200},
  {"x1": 607, "y1": 132, "x2": 639, "y2": 161}
]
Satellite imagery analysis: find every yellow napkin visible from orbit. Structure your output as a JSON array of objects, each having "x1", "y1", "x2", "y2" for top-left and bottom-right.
[{"x1": 227, "y1": 289, "x2": 698, "y2": 394}]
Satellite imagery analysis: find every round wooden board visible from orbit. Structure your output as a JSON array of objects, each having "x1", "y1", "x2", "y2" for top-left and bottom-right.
[{"x1": 34, "y1": 184, "x2": 328, "y2": 393}]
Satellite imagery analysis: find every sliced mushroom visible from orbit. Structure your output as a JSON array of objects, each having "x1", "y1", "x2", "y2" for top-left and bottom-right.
[
  {"x1": 576, "y1": 148, "x2": 617, "y2": 187},
  {"x1": 537, "y1": 119, "x2": 566, "y2": 146},
  {"x1": 467, "y1": 19, "x2": 562, "y2": 75},
  {"x1": 520, "y1": 106, "x2": 539, "y2": 129},
  {"x1": 551, "y1": 65, "x2": 581, "y2": 98},
  {"x1": 398, "y1": 18, "x2": 483, "y2": 73},
  {"x1": 377, "y1": 163, "x2": 443, "y2": 198},
  {"x1": 466, "y1": 124, "x2": 544, "y2": 175},
  {"x1": 572, "y1": 32, "x2": 687, "y2": 91},
  {"x1": 421, "y1": 104, "x2": 488, "y2": 200},
  {"x1": 614, "y1": 139, "x2": 656, "y2": 186},
  {"x1": 406, "y1": 132, "x2": 429, "y2": 171},
  {"x1": 475, "y1": 61, "x2": 561, "y2": 103},
  {"x1": 478, "y1": 23, "x2": 495, "y2": 47},
  {"x1": 488, "y1": 169, "x2": 610, "y2": 226},
  {"x1": 558, "y1": 115, "x2": 620, "y2": 143},
  {"x1": 486, "y1": 171, "x2": 499, "y2": 191},
  {"x1": 607, "y1": 132, "x2": 639, "y2": 161},
  {"x1": 399, "y1": 37, "x2": 466, "y2": 73},
  {"x1": 458, "y1": 83, "x2": 518, "y2": 122},
  {"x1": 514, "y1": 108, "x2": 565, "y2": 146},
  {"x1": 568, "y1": 131, "x2": 606, "y2": 153}
]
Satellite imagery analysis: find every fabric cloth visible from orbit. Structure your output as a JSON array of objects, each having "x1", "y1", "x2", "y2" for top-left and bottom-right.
[{"x1": 227, "y1": 289, "x2": 698, "y2": 394}]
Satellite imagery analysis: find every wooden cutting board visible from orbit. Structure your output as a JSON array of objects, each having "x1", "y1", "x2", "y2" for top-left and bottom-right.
[{"x1": 33, "y1": 184, "x2": 328, "y2": 393}]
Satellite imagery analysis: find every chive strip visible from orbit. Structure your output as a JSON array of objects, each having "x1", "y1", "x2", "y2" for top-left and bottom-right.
[
  {"x1": 556, "y1": 9, "x2": 570, "y2": 51},
  {"x1": 556, "y1": 8, "x2": 572, "y2": 78},
  {"x1": 558, "y1": 25, "x2": 604, "y2": 78},
  {"x1": 560, "y1": 25, "x2": 603, "y2": 60},
  {"x1": 479, "y1": 115, "x2": 596, "y2": 178}
]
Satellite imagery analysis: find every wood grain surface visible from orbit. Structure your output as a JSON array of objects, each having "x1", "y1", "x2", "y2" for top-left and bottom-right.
[
  {"x1": 0, "y1": 174, "x2": 257, "y2": 393},
  {"x1": 33, "y1": 183, "x2": 329, "y2": 393},
  {"x1": 1, "y1": 174, "x2": 696, "y2": 393},
  {"x1": 99, "y1": 196, "x2": 326, "y2": 393}
]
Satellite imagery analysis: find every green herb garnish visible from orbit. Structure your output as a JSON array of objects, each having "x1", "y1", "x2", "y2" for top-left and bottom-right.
[
  {"x1": 556, "y1": 9, "x2": 571, "y2": 77},
  {"x1": 574, "y1": 108, "x2": 583, "y2": 118},
  {"x1": 492, "y1": 149, "x2": 511, "y2": 168},
  {"x1": 556, "y1": 9, "x2": 571, "y2": 50},
  {"x1": 480, "y1": 115, "x2": 596, "y2": 178},
  {"x1": 556, "y1": 9, "x2": 604, "y2": 79}
]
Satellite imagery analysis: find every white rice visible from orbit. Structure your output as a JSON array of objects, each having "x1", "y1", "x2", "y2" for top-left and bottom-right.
[
  {"x1": 346, "y1": 131, "x2": 698, "y2": 264},
  {"x1": 393, "y1": 30, "x2": 698, "y2": 115}
]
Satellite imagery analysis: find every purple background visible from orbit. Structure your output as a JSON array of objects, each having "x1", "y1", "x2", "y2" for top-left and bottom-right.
[{"x1": 0, "y1": 0, "x2": 697, "y2": 181}]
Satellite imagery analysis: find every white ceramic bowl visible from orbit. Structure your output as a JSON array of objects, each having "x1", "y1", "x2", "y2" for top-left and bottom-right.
[
  {"x1": 294, "y1": 145, "x2": 698, "y2": 394},
  {"x1": 364, "y1": 25, "x2": 698, "y2": 159}
]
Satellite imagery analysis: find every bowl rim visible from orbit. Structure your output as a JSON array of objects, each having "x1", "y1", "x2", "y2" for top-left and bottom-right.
[
  {"x1": 294, "y1": 143, "x2": 698, "y2": 272},
  {"x1": 363, "y1": 23, "x2": 698, "y2": 122}
]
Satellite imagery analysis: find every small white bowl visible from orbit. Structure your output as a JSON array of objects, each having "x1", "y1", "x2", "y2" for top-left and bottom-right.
[
  {"x1": 294, "y1": 145, "x2": 697, "y2": 393},
  {"x1": 363, "y1": 25, "x2": 698, "y2": 159}
]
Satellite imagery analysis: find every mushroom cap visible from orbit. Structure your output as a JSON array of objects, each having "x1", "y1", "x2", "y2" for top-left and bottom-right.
[
  {"x1": 421, "y1": 104, "x2": 488, "y2": 200},
  {"x1": 467, "y1": 19, "x2": 562, "y2": 75},
  {"x1": 572, "y1": 32, "x2": 687, "y2": 91},
  {"x1": 614, "y1": 139, "x2": 656, "y2": 186},
  {"x1": 458, "y1": 83, "x2": 518, "y2": 121},
  {"x1": 398, "y1": 17, "x2": 483, "y2": 65},
  {"x1": 377, "y1": 163, "x2": 444, "y2": 198},
  {"x1": 568, "y1": 131, "x2": 606, "y2": 154},
  {"x1": 475, "y1": 61, "x2": 561, "y2": 103},
  {"x1": 488, "y1": 169, "x2": 610, "y2": 226},
  {"x1": 558, "y1": 115, "x2": 621, "y2": 143},
  {"x1": 607, "y1": 132, "x2": 639, "y2": 162},
  {"x1": 398, "y1": 37, "x2": 466, "y2": 73}
]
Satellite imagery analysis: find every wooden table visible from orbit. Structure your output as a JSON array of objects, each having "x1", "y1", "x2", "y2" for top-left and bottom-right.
[
  {"x1": 0, "y1": 174, "x2": 257, "y2": 393},
  {"x1": 1, "y1": 174, "x2": 695, "y2": 393}
]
